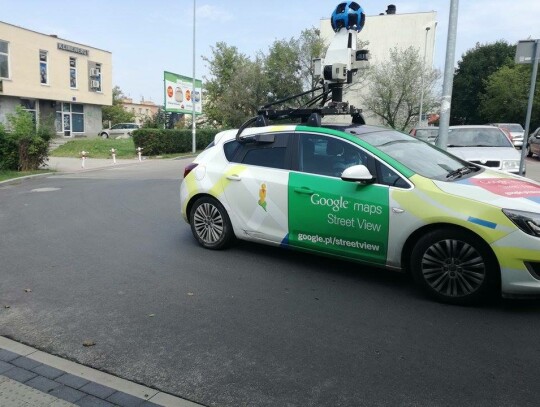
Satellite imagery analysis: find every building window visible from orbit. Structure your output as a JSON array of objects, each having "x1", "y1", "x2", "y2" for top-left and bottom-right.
[
  {"x1": 89, "y1": 62, "x2": 102, "y2": 92},
  {"x1": 20, "y1": 99, "x2": 37, "y2": 126},
  {"x1": 0, "y1": 40, "x2": 9, "y2": 79},
  {"x1": 39, "y1": 50, "x2": 48, "y2": 84},
  {"x1": 56, "y1": 103, "x2": 85, "y2": 135},
  {"x1": 69, "y1": 57, "x2": 77, "y2": 88}
]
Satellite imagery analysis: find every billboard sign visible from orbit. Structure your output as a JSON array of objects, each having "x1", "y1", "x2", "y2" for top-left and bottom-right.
[
  {"x1": 164, "y1": 71, "x2": 202, "y2": 114},
  {"x1": 515, "y1": 40, "x2": 535, "y2": 64}
]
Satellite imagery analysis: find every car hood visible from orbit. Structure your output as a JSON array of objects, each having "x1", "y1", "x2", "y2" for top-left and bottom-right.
[
  {"x1": 431, "y1": 170, "x2": 540, "y2": 213},
  {"x1": 448, "y1": 147, "x2": 520, "y2": 161}
]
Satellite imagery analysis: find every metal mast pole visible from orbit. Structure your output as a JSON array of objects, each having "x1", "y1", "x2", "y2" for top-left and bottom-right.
[
  {"x1": 192, "y1": 0, "x2": 197, "y2": 153},
  {"x1": 436, "y1": 0, "x2": 459, "y2": 150}
]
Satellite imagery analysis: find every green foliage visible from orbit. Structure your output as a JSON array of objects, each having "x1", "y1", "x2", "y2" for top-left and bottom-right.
[
  {"x1": 363, "y1": 47, "x2": 440, "y2": 131},
  {"x1": 132, "y1": 128, "x2": 220, "y2": 155},
  {"x1": 102, "y1": 85, "x2": 135, "y2": 126},
  {"x1": 0, "y1": 106, "x2": 50, "y2": 171},
  {"x1": 265, "y1": 38, "x2": 303, "y2": 103},
  {"x1": 479, "y1": 64, "x2": 540, "y2": 129},
  {"x1": 451, "y1": 41, "x2": 516, "y2": 124},
  {"x1": 50, "y1": 138, "x2": 136, "y2": 159}
]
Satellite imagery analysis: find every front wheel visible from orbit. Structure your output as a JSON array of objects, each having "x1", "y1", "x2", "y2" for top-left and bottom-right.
[
  {"x1": 527, "y1": 144, "x2": 533, "y2": 157},
  {"x1": 410, "y1": 229, "x2": 499, "y2": 305},
  {"x1": 189, "y1": 197, "x2": 234, "y2": 250}
]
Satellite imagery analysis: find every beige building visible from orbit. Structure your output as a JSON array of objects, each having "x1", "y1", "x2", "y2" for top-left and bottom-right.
[
  {"x1": 320, "y1": 6, "x2": 437, "y2": 125},
  {"x1": 0, "y1": 21, "x2": 112, "y2": 137},
  {"x1": 120, "y1": 98, "x2": 159, "y2": 125}
]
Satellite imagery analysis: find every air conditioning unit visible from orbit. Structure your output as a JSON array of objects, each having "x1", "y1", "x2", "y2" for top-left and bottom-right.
[
  {"x1": 90, "y1": 68, "x2": 100, "y2": 76},
  {"x1": 90, "y1": 80, "x2": 100, "y2": 89}
]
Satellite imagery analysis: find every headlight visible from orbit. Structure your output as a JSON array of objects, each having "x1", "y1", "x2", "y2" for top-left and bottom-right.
[
  {"x1": 503, "y1": 209, "x2": 540, "y2": 237},
  {"x1": 501, "y1": 160, "x2": 520, "y2": 170}
]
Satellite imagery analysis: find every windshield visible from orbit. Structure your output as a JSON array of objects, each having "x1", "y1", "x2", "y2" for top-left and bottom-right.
[
  {"x1": 358, "y1": 130, "x2": 476, "y2": 181},
  {"x1": 414, "y1": 128, "x2": 438, "y2": 141},
  {"x1": 445, "y1": 128, "x2": 513, "y2": 147}
]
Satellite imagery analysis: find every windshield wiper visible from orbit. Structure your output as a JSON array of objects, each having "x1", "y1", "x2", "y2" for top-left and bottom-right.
[{"x1": 446, "y1": 165, "x2": 477, "y2": 179}]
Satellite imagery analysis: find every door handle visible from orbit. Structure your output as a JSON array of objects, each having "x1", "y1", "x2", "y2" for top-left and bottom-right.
[
  {"x1": 226, "y1": 174, "x2": 241, "y2": 181},
  {"x1": 294, "y1": 187, "x2": 314, "y2": 195}
]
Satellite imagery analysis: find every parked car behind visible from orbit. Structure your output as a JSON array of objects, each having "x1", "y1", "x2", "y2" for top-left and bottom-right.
[
  {"x1": 489, "y1": 123, "x2": 524, "y2": 148},
  {"x1": 99, "y1": 123, "x2": 140, "y2": 139},
  {"x1": 409, "y1": 127, "x2": 438, "y2": 143},
  {"x1": 527, "y1": 127, "x2": 540, "y2": 157},
  {"x1": 436, "y1": 125, "x2": 522, "y2": 174}
]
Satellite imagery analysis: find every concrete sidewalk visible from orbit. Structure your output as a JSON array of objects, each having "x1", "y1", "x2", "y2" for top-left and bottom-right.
[{"x1": 0, "y1": 337, "x2": 203, "y2": 407}]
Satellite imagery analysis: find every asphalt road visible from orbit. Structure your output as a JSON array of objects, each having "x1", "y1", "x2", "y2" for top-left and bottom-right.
[{"x1": 1, "y1": 158, "x2": 540, "y2": 407}]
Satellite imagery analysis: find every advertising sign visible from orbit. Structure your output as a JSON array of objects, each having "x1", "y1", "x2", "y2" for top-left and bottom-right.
[{"x1": 164, "y1": 71, "x2": 202, "y2": 114}]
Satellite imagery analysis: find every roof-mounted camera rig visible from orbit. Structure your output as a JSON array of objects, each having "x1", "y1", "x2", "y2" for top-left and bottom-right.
[{"x1": 236, "y1": 1, "x2": 370, "y2": 142}]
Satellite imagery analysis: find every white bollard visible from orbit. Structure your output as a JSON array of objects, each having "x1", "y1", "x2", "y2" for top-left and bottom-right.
[
  {"x1": 81, "y1": 151, "x2": 88, "y2": 168},
  {"x1": 136, "y1": 147, "x2": 143, "y2": 162},
  {"x1": 111, "y1": 148, "x2": 117, "y2": 164}
]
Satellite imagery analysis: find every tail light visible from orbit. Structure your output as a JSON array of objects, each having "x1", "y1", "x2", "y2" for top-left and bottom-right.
[{"x1": 184, "y1": 163, "x2": 198, "y2": 178}]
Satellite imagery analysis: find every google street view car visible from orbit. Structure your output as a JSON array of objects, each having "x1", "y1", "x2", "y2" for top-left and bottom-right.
[{"x1": 180, "y1": 2, "x2": 540, "y2": 304}]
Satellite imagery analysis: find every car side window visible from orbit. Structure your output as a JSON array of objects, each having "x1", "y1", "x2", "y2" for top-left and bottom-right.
[
  {"x1": 111, "y1": 124, "x2": 121, "y2": 129},
  {"x1": 229, "y1": 133, "x2": 291, "y2": 170},
  {"x1": 297, "y1": 133, "x2": 372, "y2": 178},
  {"x1": 376, "y1": 161, "x2": 410, "y2": 188}
]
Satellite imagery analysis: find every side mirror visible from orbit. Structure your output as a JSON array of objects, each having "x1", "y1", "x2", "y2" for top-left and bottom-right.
[{"x1": 341, "y1": 165, "x2": 375, "y2": 184}]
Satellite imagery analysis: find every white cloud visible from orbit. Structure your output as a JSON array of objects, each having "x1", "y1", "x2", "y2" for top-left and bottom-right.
[{"x1": 197, "y1": 4, "x2": 233, "y2": 22}]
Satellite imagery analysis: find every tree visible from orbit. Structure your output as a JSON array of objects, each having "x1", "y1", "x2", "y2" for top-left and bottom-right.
[
  {"x1": 451, "y1": 41, "x2": 516, "y2": 124},
  {"x1": 362, "y1": 46, "x2": 440, "y2": 131},
  {"x1": 102, "y1": 86, "x2": 135, "y2": 126},
  {"x1": 265, "y1": 38, "x2": 303, "y2": 104},
  {"x1": 297, "y1": 28, "x2": 327, "y2": 94},
  {"x1": 479, "y1": 64, "x2": 540, "y2": 128}
]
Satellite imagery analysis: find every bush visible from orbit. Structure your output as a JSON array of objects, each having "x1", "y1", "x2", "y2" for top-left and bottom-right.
[
  {"x1": 132, "y1": 128, "x2": 221, "y2": 155},
  {"x1": 0, "y1": 107, "x2": 52, "y2": 171}
]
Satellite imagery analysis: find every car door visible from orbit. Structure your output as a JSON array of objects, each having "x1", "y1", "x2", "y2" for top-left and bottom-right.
[
  {"x1": 287, "y1": 132, "x2": 390, "y2": 265},
  {"x1": 109, "y1": 124, "x2": 122, "y2": 137},
  {"x1": 222, "y1": 132, "x2": 293, "y2": 245}
]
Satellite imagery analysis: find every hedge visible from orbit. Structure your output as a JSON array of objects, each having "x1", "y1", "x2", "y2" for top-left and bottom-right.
[{"x1": 132, "y1": 128, "x2": 222, "y2": 155}]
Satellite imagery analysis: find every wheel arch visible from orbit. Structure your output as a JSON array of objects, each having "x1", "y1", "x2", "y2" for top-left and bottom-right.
[{"x1": 401, "y1": 223, "x2": 501, "y2": 278}]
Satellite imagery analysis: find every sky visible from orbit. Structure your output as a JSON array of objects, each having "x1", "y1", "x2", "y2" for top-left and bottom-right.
[{"x1": 2, "y1": 0, "x2": 540, "y2": 105}]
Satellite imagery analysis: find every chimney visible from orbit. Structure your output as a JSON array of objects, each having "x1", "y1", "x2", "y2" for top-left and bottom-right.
[{"x1": 386, "y1": 4, "x2": 396, "y2": 14}]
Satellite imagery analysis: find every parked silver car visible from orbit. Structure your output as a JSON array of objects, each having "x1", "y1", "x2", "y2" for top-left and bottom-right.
[
  {"x1": 436, "y1": 125, "x2": 522, "y2": 174},
  {"x1": 489, "y1": 123, "x2": 524, "y2": 148},
  {"x1": 99, "y1": 123, "x2": 140, "y2": 139}
]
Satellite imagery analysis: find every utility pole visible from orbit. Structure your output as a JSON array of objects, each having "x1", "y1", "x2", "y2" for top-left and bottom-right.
[
  {"x1": 418, "y1": 26, "x2": 431, "y2": 126},
  {"x1": 436, "y1": 0, "x2": 459, "y2": 150},
  {"x1": 192, "y1": 0, "x2": 197, "y2": 154}
]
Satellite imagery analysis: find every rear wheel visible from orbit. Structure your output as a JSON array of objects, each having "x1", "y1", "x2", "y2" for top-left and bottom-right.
[
  {"x1": 189, "y1": 197, "x2": 234, "y2": 250},
  {"x1": 101, "y1": 132, "x2": 109, "y2": 139},
  {"x1": 527, "y1": 144, "x2": 533, "y2": 157},
  {"x1": 410, "y1": 229, "x2": 499, "y2": 305}
]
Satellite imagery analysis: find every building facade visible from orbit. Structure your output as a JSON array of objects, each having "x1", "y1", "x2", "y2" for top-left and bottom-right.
[
  {"x1": 320, "y1": 6, "x2": 437, "y2": 125},
  {"x1": 119, "y1": 98, "x2": 159, "y2": 126},
  {"x1": 0, "y1": 21, "x2": 112, "y2": 137}
]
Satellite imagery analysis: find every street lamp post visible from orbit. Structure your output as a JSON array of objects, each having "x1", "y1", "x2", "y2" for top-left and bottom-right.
[
  {"x1": 418, "y1": 26, "x2": 431, "y2": 126},
  {"x1": 191, "y1": 0, "x2": 197, "y2": 154}
]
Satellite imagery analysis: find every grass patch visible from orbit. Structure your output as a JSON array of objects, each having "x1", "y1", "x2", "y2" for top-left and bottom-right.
[
  {"x1": 0, "y1": 170, "x2": 52, "y2": 182},
  {"x1": 50, "y1": 138, "x2": 137, "y2": 159}
]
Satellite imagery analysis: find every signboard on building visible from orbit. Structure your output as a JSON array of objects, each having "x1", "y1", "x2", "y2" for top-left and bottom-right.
[{"x1": 164, "y1": 71, "x2": 202, "y2": 114}]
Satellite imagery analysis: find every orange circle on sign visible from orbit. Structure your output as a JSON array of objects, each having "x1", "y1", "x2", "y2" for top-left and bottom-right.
[
  {"x1": 167, "y1": 86, "x2": 173, "y2": 98},
  {"x1": 185, "y1": 89, "x2": 191, "y2": 101}
]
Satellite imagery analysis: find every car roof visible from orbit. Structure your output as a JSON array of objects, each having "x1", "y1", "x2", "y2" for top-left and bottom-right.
[{"x1": 449, "y1": 125, "x2": 502, "y2": 129}]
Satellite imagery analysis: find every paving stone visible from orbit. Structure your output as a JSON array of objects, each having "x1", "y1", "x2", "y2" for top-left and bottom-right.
[
  {"x1": 0, "y1": 349, "x2": 20, "y2": 362},
  {"x1": 10, "y1": 355, "x2": 42, "y2": 370},
  {"x1": 26, "y1": 374, "x2": 62, "y2": 393},
  {"x1": 79, "y1": 381, "x2": 116, "y2": 399},
  {"x1": 75, "y1": 394, "x2": 115, "y2": 407},
  {"x1": 49, "y1": 384, "x2": 86, "y2": 403},
  {"x1": 140, "y1": 401, "x2": 163, "y2": 407},
  {"x1": 31, "y1": 363, "x2": 65, "y2": 380},
  {"x1": 106, "y1": 390, "x2": 146, "y2": 406},
  {"x1": 0, "y1": 360, "x2": 13, "y2": 374},
  {"x1": 2, "y1": 366, "x2": 38, "y2": 383},
  {"x1": 56, "y1": 372, "x2": 91, "y2": 389}
]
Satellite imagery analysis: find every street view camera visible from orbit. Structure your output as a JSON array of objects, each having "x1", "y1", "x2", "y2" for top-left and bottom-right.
[
  {"x1": 313, "y1": 1, "x2": 370, "y2": 105},
  {"x1": 236, "y1": 1, "x2": 370, "y2": 141}
]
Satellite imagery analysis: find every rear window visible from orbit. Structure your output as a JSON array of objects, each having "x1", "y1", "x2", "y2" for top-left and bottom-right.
[
  {"x1": 446, "y1": 128, "x2": 513, "y2": 147},
  {"x1": 499, "y1": 124, "x2": 523, "y2": 132}
]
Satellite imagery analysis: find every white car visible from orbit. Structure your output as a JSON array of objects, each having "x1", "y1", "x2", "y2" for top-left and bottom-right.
[
  {"x1": 490, "y1": 123, "x2": 525, "y2": 148},
  {"x1": 180, "y1": 123, "x2": 540, "y2": 305},
  {"x1": 438, "y1": 125, "x2": 523, "y2": 174},
  {"x1": 99, "y1": 123, "x2": 140, "y2": 139}
]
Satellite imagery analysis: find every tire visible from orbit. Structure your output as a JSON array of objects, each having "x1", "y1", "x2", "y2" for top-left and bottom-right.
[
  {"x1": 527, "y1": 144, "x2": 533, "y2": 157},
  {"x1": 101, "y1": 132, "x2": 109, "y2": 139},
  {"x1": 189, "y1": 197, "x2": 234, "y2": 250},
  {"x1": 410, "y1": 229, "x2": 499, "y2": 305}
]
